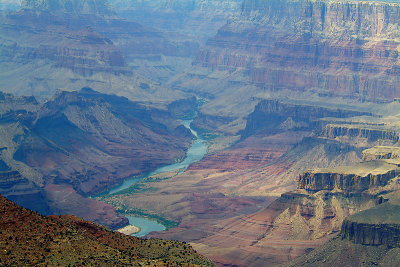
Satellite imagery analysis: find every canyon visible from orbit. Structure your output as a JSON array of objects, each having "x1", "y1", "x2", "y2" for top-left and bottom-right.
[
  {"x1": 0, "y1": 88, "x2": 194, "y2": 229},
  {"x1": 3, "y1": 0, "x2": 400, "y2": 266},
  {"x1": 0, "y1": 193, "x2": 214, "y2": 266}
]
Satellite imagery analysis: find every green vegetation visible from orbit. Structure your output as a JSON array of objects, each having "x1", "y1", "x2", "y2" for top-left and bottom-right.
[
  {"x1": 118, "y1": 207, "x2": 179, "y2": 230},
  {"x1": 111, "y1": 182, "x2": 158, "y2": 196}
]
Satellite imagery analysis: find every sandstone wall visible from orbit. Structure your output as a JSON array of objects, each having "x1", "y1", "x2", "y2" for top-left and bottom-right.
[
  {"x1": 342, "y1": 219, "x2": 400, "y2": 246},
  {"x1": 196, "y1": 0, "x2": 400, "y2": 101},
  {"x1": 298, "y1": 169, "x2": 399, "y2": 192}
]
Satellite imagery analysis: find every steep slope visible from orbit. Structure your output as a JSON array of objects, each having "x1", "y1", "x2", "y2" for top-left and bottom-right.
[
  {"x1": 0, "y1": 194, "x2": 215, "y2": 266},
  {"x1": 185, "y1": 147, "x2": 400, "y2": 266},
  {"x1": 0, "y1": 89, "x2": 193, "y2": 229},
  {"x1": 288, "y1": 185, "x2": 400, "y2": 266},
  {"x1": 100, "y1": 99, "x2": 397, "y2": 265}
]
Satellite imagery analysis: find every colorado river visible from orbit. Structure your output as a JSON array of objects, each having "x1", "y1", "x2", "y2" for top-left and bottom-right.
[
  {"x1": 107, "y1": 119, "x2": 207, "y2": 194},
  {"x1": 105, "y1": 119, "x2": 208, "y2": 236}
]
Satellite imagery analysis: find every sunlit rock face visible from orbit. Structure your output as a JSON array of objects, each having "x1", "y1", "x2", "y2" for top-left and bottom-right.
[{"x1": 195, "y1": 0, "x2": 400, "y2": 102}]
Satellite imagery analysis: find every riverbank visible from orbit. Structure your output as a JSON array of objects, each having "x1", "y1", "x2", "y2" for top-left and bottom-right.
[{"x1": 96, "y1": 117, "x2": 209, "y2": 237}]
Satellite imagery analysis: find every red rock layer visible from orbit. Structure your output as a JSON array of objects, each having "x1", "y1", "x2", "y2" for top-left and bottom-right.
[
  {"x1": 195, "y1": 0, "x2": 400, "y2": 101},
  {"x1": 189, "y1": 131, "x2": 306, "y2": 171}
]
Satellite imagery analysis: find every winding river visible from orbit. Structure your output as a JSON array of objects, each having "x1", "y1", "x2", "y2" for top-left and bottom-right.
[{"x1": 106, "y1": 119, "x2": 208, "y2": 237}]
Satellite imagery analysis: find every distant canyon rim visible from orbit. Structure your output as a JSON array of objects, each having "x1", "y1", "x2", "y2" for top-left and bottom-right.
[{"x1": 2, "y1": 0, "x2": 400, "y2": 266}]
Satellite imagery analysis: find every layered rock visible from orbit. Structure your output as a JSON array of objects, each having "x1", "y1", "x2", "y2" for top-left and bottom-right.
[
  {"x1": 362, "y1": 145, "x2": 400, "y2": 161},
  {"x1": 194, "y1": 0, "x2": 400, "y2": 102},
  {"x1": 242, "y1": 99, "x2": 372, "y2": 138},
  {"x1": 288, "y1": 194, "x2": 400, "y2": 266},
  {"x1": 178, "y1": 145, "x2": 400, "y2": 266},
  {"x1": 0, "y1": 9, "x2": 130, "y2": 76},
  {"x1": 0, "y1": 0, "x2": 194, "y2": 101},
  {"x1": 319, "y1": 124, "x2": 400, "y2": 145},
  {"x1": 0, "y1": 170, "x2": 50, "y2": 214},
  {"x1": 297, "y1": 161, "x2": 400, "y2": 192},
  {"x1": 342, "y1": 215, "x2": 400, "y2": 247}
]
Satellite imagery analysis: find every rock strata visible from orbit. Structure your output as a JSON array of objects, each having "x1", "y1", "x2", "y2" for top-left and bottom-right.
[
  {"x1": 298, "y1": 162, "x2": 400, "y2": 192},
  {"x1": 242, "y1": 99, "x2": 371, "y2": 138},
  {"x1": 194, "y1": 0, "x2": 400, "y2": 101}
]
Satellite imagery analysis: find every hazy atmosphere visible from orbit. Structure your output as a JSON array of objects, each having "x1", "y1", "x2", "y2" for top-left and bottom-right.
[{"x1": 2, "y1": 0, "x2": 400, "y2": 266}]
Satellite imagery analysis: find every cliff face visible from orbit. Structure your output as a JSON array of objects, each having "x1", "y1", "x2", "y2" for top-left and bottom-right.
[
  {"x1": 362, "y1": 145, "x2": 400, "y2": 161},
  {"x1": 342, "y1": 219, "x2": 400, "y2": 247},
  {"x1": 183, "y1": 145, "x2": 400, "y2": 266},
  {"x1": 195, "y1": 0, "x2": 400, "y2": 101},
  {"x1": 319, "y1": 124, "x2": 400, "y2": 144},
  {"x1": 242, "y1": 99, "x2": 371, "y2": 138},
  {"x1": 298, "y1": 166, "x2": 399, "y2": 192},
  {"x1": 0, "y1": 194, "x2": 215, "y2": 266},
  {"x1": 288, "y1": 198, "x2": 400, "y2": 266}
]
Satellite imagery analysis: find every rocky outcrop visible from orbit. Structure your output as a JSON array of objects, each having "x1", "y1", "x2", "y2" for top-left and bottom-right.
[
  {"x1": 319, "y1": 124, "x2": 400, "y2": 144},
  {"x1": 191, "y1": 112, "x2": 236, "y2": 135},
  {"x1": 341, "y1": 200, "x2": 400, "y2": 246},
  {"x1": 242, "y1": 99, "x2": 371, "y2": 138},
  {"x1": 182, "y1": 145, "x2": 400, "y2": 266},
  {"x1": 287, "y1": 190, "x2": 400, "y2": 266},
  {"x1": 167, "y1": 96, "x2": 197, "y2": 119},
  {"x1": 362, "y1": 146, "x2": 400, "y2": 161},
  {"x1": 342, "y1": 219, "x2": 400, "y2": 247},
  {"x1": 298, "y1": 162, "x2": 400, "y2": 192}
]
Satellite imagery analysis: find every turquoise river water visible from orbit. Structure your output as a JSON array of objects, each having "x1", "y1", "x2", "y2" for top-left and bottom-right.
[{"x1": 106, "y1": 119, "x2": 208, "y2": 237}]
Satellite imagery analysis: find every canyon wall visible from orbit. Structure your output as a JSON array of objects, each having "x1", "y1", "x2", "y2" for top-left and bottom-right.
[
  {"x1": 195, "y1": 0, "x2": 400, "y2": 101},
  {"x1": 0, "y1": 0, "x2": 195, "y2": 100},
  {"x1": 0, "y1": 89, "x2": 193, "y2": 229},
  {"x1": 319, "y1": 124, "x2": 400, "y2": 143},
  {"x1": 242, "y1": 99, "x2": 372, "y2": 138},
  {"x1": 342, "y1": 217, "x2": 400, "y2": 247},
  {"x1": 298, "y1": 166, "x2": 399, "y2": 192}
]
